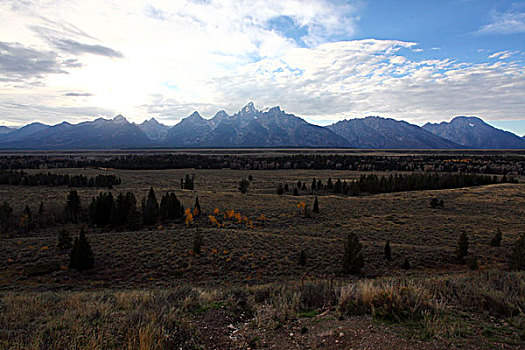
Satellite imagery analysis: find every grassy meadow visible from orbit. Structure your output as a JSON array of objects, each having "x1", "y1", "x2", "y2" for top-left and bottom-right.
[{"x1": 0, "y1": 166, "x2": 524, "y2": 349}]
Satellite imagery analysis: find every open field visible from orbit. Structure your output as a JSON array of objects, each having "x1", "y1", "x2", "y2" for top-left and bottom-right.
[{"x1": 0, "y1": 164, "x2": 524, "y2": 348}]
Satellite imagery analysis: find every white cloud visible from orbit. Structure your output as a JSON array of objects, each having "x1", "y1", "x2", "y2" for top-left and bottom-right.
[
  {"x1": 479, "y1": 10, "x2": 525, "y2": 34},
  {"x1": 0, "y1": 0, "x2": 523, "y2": 128},
  {"x1": 488, "y1": 50, "x2": 516, "y2": 59}
]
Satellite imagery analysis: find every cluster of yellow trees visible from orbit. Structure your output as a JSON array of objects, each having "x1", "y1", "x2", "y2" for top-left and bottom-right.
[{"x1": 207, "y1": 208, "x2": 255, "y2": 229}]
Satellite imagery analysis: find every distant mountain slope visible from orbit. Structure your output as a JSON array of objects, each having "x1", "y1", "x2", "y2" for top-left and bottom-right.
[
  {"x1": 0, "y1": 122, "x2": 49, "y2": 142},
  {"x1": 165, "y1": 103, "x2": 350, "y2": 147},
  {"x1": 1, "y1": 106, "x2": 523, "y2": 149},
  {"x1": 0, "y1": 126, "x2": 14, "y2": 134},
  {"x1": 0, "y1": 115, "x2": 151, "y2": 149},
  {"x1": 327, "y1": 116, "x2": 461, "y2": 149},
  {"x1": 138, "y1": 118, "x2": 170, "y2": 141},
  {"x1": 423, "y1": 116, "x2": 525, "y2": 149}
]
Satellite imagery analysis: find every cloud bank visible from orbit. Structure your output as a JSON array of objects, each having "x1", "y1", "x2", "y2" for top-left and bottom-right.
[{"x1": 0, "y1": 0, "x2": 523, "y2": 128}]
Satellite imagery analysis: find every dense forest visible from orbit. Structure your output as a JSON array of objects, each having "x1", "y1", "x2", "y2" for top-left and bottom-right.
[
  {"x1": 281, "y1": 172, "x2": 509, "y2": 196},
  {"x1": 0, "y1": 170, "x2": 121, "y2": 188},
  {"x1": 0, "y1": 153, "x2": 523, "y2": 175}
]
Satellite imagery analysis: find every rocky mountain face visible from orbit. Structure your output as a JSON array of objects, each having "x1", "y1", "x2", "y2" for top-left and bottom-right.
[
  {"x1": 327, "y1": 116, "x2": 461, "y2": 149},
  {"x1": 138, "y1": 118, "x2": 170, "y2": 142},
  {"x1": 423, "y1": 116, "x2": 525, "y2": 149},
  {"x1": 165, "y1": 103, "x2": 350, "y2": 147}
]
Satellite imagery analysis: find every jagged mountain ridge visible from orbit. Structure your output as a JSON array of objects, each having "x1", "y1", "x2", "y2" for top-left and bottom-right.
[
  {"x1": 165, "y1": 103, "x2": 351, "y2": 147},
  {"x1": 327, "y1": 116, "x2": 462, "y2": 149},
  {"x1": 0, "y1": 104, "x2": 523, "y2": 149},
  {"x1": 423, "y1": 116, "x2": 525, "y2": 149}
]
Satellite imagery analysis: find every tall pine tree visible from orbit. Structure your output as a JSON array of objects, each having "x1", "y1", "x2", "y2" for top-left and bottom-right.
[{"x1": 69, "y1": 229, "x2": 94, "y2": 271}]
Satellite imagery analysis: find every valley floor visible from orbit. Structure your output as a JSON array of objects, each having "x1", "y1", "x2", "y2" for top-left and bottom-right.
[{"x1": 0, "y1": 168, "x2": 523, "y2": 348}]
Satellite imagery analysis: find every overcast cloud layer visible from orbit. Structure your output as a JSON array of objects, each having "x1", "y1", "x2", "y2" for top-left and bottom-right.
[{"x1": 0, "y1": 0, "x2": 524, "y2": 129}]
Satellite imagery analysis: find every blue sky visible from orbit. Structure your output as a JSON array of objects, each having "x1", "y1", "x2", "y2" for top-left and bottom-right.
[{"x1": 0, "y1": 0, "x2": 524, "y2": 135}]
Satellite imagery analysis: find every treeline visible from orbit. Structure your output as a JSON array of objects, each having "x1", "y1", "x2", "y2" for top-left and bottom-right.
[
  {"x1": 0, "y1": 153, "x2": 523, "y2": 175},
  {"x1": 0, "y1": 170, "x2": 121, "y2": 188},
  {"x1": 0, "y1": 188, "x2": 194, "y2": 235},
  {"x1": 78, "y1": 188, "x2": 190, "y2": 230},
  {"x1": 279, "y1": 173, "x2": 513, "y2": 196}
]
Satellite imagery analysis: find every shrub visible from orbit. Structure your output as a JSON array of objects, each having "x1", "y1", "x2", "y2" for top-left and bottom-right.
[
  {"x1": 509, "y1": 234, "x2": 525, "y2": 271},
  {"x1": 456, "y1": 232, "x2": 469, "y2": 264},
  {"x1": 276, "y1": 184, "x2": 284, "y2": 195},
  {"x1": 238, "y1": 178, "x2": 250, "y2": 194},
  {"x1": 57, "y1": 226, "x2": 72, "y2": 250},
  {"x1": 69, "y1": 229, "x2": 94, "y2": 271},
  {"x1": 299, "y1": 250, "x2": 307, "y2": 266},
  {"x1": 490, "y1": 226, "x2": 502, "y2": 247},
  {"x1": 312, "y1": 196, "x2": 319, "y2": 213},
  {"x1": 342, "y1": 233, "x2": 364, "y2": 275},
  {"x1": 194, "y1": 197, "x2": 201, "y2": 216},
  {"x1": 402, "y1": 257, "x2": 411, "y2": 270},
  {"x1": 193, "y1": 228, "x2": 203, "y2": 255},
  {"x1": 384, "y1": 241, "x2": 392, "y2": 261}
]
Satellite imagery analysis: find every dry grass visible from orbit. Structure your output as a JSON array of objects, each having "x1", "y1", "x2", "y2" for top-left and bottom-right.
[
  {"x1": 0, "y1": 271, "x2": 523, "y2": 349},
  {"x1": 0, "y1": 167, "x2": 523, "y2": 348}
]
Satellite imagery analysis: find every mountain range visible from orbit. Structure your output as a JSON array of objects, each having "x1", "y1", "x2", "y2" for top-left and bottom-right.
[{"x1": 0, "y1": 103, "x2": 523, "y2": 149}]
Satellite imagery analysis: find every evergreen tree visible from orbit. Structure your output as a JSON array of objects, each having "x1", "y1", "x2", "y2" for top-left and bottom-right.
[
  {"x1": 126, "y1": 195, "x2": 143, "y2": 231},
  {"x1": 430, "y1": 198, "x2": 439, "y2": 209},
  {"x1": 194, "y1": 197, "x2": 201, "y2": 216},
  {"x1": 238, "y1": 178, "x2": 250, "y2": 194},
  {"x1": 456, "y1": 232, "x2": 469, "y2": 264},
  {"x1": 69, "y1": 229, "x2": 94, "y2": 271},
  {"x1": 276, "y1": 184, "x2": 284, "y2": 195},
  {"x1": 293, "y1": 187, "x2": 299, "y2": 196},
  {"x1": 384, "y1": 240, "x2": 392, "y2": 261},
  {"x1": 301, "y1": 182, "x2": 307, "y2": 191},
  {"x1": 183, "y1": 174, "x2": 195, "y2": 190},
  {"x1": 57, "y1": 226, "x2": 72, "y2": 250},
  {"x1": 327, "y1": 177, "x2": 333, "y2": 191},
  {"x1": 313, "y1": 196, "x2": 319, "y2": 213},
  {"x1": 509, "y1": 234, "x2": 525, "y2": 271},
  {"x1": 0, "y1": 201, "x2": 12, "y2": 232},
  {"x1": 342, "y1": 233, "x2": 364, "y2": 275},
  {"x1": 193, "y1": 228, "x2": 203, "y2": 255},
  {"x1": 160, "y1": 192, "x2": 184, "y2": 221},
  {"x1": 111, "y1": 193, "x2": 131, "y2": 228},
  {"x1": 401, "y1": 257, "x2": 411, "y2": 270},
  {"x1": 299, "y1": 249, "x2": 307, "y2": 266},
  {"x1": 89, "y1": 192, "x2": 114, "y2": 227},
  {"x1": 65, "y1": 189, "x2": 81, "y2": 223},
  {"x1": 38, "y1": 201, "x2": 44, "y2": 215},
  {"x1": 311, "y1": 178, "x2": 317, "y2": 191},
  {"x1": 284, "y1": 183, "x2": 289, "y2": 192},
  {"x1": 490, "y1": 226, "x2": 503, "y2": 247},
  {"x1": 142, "y1": 188, "x2": 159, "y2": 225}
]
